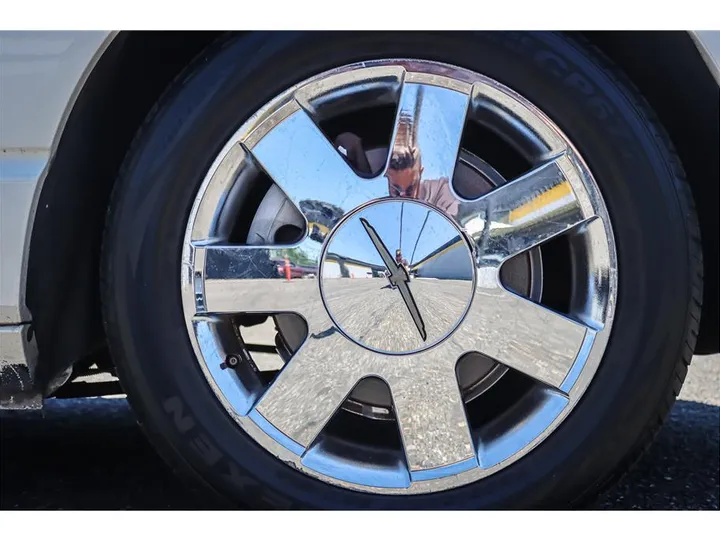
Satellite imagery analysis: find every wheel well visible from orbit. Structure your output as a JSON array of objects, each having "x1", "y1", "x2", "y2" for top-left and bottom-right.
[
  {"x1": 25, "y1": 31, "x2": 225, "y2": 390},
  {"x1": 26, "y1": 31, "x2": 718, "y2": 391}
]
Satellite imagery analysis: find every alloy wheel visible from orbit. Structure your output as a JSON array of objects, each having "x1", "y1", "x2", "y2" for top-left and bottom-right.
[{"x1": 180, "y1": 59, "x2": 617, "y2": 494}]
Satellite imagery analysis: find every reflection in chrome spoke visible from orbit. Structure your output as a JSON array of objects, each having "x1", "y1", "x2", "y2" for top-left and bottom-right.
[
  {"x1": 253, "y1": 331, "x2": 370, "y2": 449},
  {"x1": 459, "y1": 154, "x2": 593, "y2": 266},
  {"x1": 198, "y1": 240, "x2": 324, "y2": 322},
  {"x1": 388, "y1": 356, "x2": 476, "y2": 474},
  {"x1": 385, "y1": 81, "x2": 469, "y2": 215},
  {"x1": 456, "y1": 284, "x2": 588, "y2": 390},
  {"x1": 248, "y1": 105, "x2": 387, "y2": 223}
]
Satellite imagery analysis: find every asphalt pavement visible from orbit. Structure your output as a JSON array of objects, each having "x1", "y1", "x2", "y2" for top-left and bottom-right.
[{"x1": 1, "y1": 355, "x2": 717, "y2": 510}]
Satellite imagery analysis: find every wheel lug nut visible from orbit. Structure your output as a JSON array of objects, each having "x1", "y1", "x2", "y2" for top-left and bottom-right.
[{"x1": 226, "y1": 355, "x2": 240, "y2": 368}]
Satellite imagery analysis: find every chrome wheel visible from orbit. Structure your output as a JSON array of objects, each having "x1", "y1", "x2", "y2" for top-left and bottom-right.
[{"x1": 181, "y1": 59, "x2": 617, "y2": 493}]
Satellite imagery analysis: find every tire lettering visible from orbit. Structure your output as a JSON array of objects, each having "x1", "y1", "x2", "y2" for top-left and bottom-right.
[
  {"x1": 535, "y1": 50, "x2": 568, "y2": 78},
  {"x1": 564, "y1": 72, "x2": 595, "y2": 97},
  {"x1": 533, "y1": 48, "x2": 639, "y2": 161},
  {"x1": 260, "y1": 490, "x2": 293, "y2": 509},
  {"x1": 588, "y1": 96, "x2": 612, "y2": 121},
  {"x1": 163, "y1": 396, "x2": 195, "y2": 434},
  {"x1": 190, "y1": 433, "x2": 222, "y2": 467},
  {"x1": 163, "y1": 395, "x2": 290, "y2": 504}
]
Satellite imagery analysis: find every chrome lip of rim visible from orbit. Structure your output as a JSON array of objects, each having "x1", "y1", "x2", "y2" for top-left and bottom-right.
[{"x1": 180, "y1": 59, "x2": 617, "y2": 494}]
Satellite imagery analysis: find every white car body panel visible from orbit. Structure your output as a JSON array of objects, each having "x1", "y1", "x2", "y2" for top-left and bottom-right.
[
  {"x1": 0, "y1": 31, "x2": 112, "y2": 323},
  {"x1": 0, "y1": 31, "x2": 718, "y2": 377},
  {"x1": 0, "y1": 31, "x2": 111, "y2": 149},
  {"x1": 692, "y1": 30, "x2": 720, "y2": 83},
  {"x1": 0, "y1": 151, "x2": 46, "y2": 323}
]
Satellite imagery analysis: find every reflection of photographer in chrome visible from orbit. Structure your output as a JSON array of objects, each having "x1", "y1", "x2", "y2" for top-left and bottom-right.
[{"x1": 335, "y1": 132, "x2": 459, "y2": 217}]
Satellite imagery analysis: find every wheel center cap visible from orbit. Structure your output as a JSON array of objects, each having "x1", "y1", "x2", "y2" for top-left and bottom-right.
[{"x1": 320, "y1": 199, "x2": 475, "y2": 354}]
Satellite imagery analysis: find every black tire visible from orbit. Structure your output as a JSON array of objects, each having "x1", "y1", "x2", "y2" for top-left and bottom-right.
[{"x1": 101, "y1": 31, "x2": 702, "y2": 509}]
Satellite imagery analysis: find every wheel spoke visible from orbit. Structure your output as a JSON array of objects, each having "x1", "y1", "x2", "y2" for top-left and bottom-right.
[
  {"x1": 247, "y1": 103, "x2": 387, "y2": 224},
  {"x1": 458, "y1": 153, "x2": 594, "y2": 265},
  {"x1": 385, "y1": 81, "x2": 470, "y2": 216},
  {"x1": 457, "y1": 284, "x2": 588, "y2": 390},
  {"x1": 386, "y1": 359, "x2": 476, "y2": 475},
  {"x1": 253, "y1": 331, "x2": 368, "y2": 450},
  {"x1": 197, "y1": 239, "x2": 324, "y2": 323}
]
